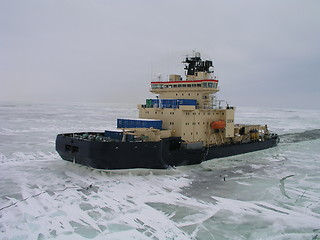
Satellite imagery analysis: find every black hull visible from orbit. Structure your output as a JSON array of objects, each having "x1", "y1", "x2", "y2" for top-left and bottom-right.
[
  {"x1": 56, "y1": 134, "x2": 167, "y2": 169},
  {"x1": 56, "y1": 133, "x2": 279, "y2": 170},
  {"x1": 204, "y1": 138, "x2": 278, "y2": 160}
]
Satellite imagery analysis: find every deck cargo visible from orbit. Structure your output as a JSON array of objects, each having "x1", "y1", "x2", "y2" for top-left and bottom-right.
[
  {"x1": 117, "y1": 118, "x2": 162, "y2": 130},
  {"x1": 146, "y1": 99, "x2": 197, "y2": 108}
]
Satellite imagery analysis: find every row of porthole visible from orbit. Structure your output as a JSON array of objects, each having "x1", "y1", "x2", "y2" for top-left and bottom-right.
[
  {"x1": 175, "y1": 93, "x2": 200, "y2": 96},
  {"x1": 183, "y1": 132, "x2": 202, "y2": 135},
  {"x1": 186, "y1": 122, "x2": 208, "y2": 125},
  {"x1": 182, "y1": 130, "x2": 225, "y2": 136},
  {"x1": 186, "y1": 112, "x2": 224, "y2": 115},
  {"x1": 144, "y1": 111, "x2": 175, "y2": 115}
]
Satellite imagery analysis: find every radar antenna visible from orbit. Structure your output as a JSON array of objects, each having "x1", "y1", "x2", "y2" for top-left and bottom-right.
[{"x1": 183, "y1": 52, "x2": 214, "y2": 76}]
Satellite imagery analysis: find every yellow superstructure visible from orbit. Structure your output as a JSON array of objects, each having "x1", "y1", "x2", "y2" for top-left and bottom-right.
[{"x1": 133, "y1": 52, "x2": 268, "y2": 146}]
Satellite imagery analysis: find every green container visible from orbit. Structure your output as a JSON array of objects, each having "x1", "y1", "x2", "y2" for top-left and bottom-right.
[{"x1": 146, "y1": 99, "x2": 152, "y2": 107}]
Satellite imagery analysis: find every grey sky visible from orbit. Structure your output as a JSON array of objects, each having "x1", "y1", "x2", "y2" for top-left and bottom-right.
[{"x1": 1, "y1": 0, "x2": 320, "y2": 109}]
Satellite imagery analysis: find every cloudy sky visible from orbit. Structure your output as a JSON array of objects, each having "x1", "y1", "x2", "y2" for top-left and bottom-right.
[{"x1": 1, "y1": 0, "x2": 319, "y2": 108}]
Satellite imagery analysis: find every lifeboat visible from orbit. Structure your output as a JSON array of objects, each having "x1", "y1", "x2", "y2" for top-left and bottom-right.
[{"x1": 210, "y1": 121, "x2": 226, "y2": 129}]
